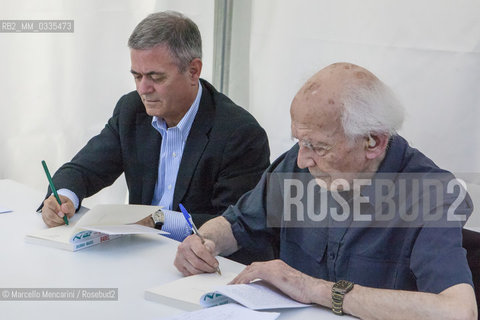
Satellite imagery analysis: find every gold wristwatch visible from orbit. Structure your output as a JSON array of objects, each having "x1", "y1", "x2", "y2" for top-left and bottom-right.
[
  {"x1": 332, "y1": 280, "x2": 354, "y2": 315},
  {"x1": 151, "y1": 209, "x2": 165, "y2": 230}
]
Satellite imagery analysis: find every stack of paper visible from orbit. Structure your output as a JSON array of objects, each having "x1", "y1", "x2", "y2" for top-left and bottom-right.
[{"x1": 145, "y1": 272, "x2": 238, "y2": 311}]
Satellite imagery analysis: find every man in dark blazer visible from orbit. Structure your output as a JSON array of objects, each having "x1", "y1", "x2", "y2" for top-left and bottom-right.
[{"x1": 40, "y1": 11, "x2": 270, "y2": 246}]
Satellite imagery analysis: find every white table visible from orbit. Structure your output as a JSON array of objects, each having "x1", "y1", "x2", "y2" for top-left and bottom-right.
[{"x1": 0, "y1": 179, "x2": 352, "y2": 320}]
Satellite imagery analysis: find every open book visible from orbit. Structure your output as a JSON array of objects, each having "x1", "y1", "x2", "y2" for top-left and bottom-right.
[
  {"x1": 26, "y1": 204, "x2": 167, "y2": 251},
  {"x1": 199, "y1": 281, "x2": 310, "y2": 310},
  {"x1": 145, "y1": 272, "x2": 310, "y2": 311}
]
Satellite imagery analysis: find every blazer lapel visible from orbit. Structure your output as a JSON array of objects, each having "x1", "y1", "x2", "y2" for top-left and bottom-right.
[
  {"x1": 172, "y1": 82, "x2": 214, "y2": 209},
  {"x1": 136, "y1": 113, "x2": 161, "y2": 204}
]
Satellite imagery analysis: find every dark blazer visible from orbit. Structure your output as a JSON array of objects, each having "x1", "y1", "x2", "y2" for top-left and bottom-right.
[{"x1": 48, "y1": 79, "x2": 270, "y2": 227}]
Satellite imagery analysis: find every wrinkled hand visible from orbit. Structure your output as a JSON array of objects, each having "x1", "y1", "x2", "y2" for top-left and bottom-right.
[
  {"x1": 230, "y1": 259, "x2": 320, "y2": 304},
  {"x1": 41, "y1": 195, "x2": 75, "y2": 227},
  {"x1": 174, "y1": 234, "x2": 220, "y2": 276}
]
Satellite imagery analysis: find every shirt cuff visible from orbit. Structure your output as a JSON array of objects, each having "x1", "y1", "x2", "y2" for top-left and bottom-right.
[
  {"x1": 162, "y1": 209, "x2": 192, "y2": 242},
  {"x1": 57, "y1": 189, "x2": 80, "y2": 210}
]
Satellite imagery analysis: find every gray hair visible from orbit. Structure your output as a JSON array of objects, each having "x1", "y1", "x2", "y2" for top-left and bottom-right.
[
  {"x1": 340, "y1": 79, "x2": 404, "y2": 141},
  {"x1": 128, "y1": 11, "x2": 202, "y2": 72}
]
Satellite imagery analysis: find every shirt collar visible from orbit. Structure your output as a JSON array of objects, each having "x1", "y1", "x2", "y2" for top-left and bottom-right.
[{"x1": 152, "y1": 80, "x2": 203, "y2": 140}]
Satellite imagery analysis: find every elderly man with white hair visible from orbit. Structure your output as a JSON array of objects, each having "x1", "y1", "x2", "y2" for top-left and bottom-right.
[{"x1": 174, "y1": 63, "x2": 477, "y2": 319}]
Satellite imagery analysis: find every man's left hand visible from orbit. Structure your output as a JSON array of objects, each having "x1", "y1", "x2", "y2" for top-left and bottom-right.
[
  {"x1": 136, "y1": 215, "x2": 155, "y2": 228},
  {"x1": 230, "y1": 259, "x2": 328, "y2": 305}
]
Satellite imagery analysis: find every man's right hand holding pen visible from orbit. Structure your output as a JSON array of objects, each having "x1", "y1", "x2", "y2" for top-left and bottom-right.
[
  {"x1": 174, "y1": 234, "x2": 221, "y2": 276},
  {"x1": 177, "y1": 203, "x2": 223, "y2": 276},
  {"x1": 41, "y1": 195, "x2": 75, "y2": 228},
  {"x1": 174, "y1": 215, "x2": 239, "y2": 276}
]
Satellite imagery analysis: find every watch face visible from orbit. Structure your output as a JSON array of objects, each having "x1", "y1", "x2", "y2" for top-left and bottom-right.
[{"x1": 152, "y1": 209, "x2": 164, "y2": 223}]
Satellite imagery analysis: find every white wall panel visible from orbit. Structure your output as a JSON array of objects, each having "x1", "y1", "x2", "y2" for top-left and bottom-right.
[
  {"x1": 241, "y1": 0, "x2": 480, "y2": 174},
  {"x1": 0, "y1": 0, "x2": 214, "y2": 208}
]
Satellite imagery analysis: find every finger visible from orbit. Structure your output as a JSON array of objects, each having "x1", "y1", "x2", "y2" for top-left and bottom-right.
[
  {"x1": 174, "y1": 254, "x2": 199, "y2": 276},
  {"x1": 42, "y1": 198, "x2": 64, "y2": 227},
  {"x1": 190, "y1": 239, "x2": 219, "y2": 269},
  {"x1": 181, "y1": 257, "x2": 206, "y2": 276},
  {"x1": 44, "y1": 196, "x2": 60, "y2": 212},
  {"x1": 174, "y1": 261, "x2": 191, "y2": 276},
  {"x1": 45, "y1": 195, "x2": 66, "y2": 218},
  {"x1": 184, "y1": 241, "x2": 218, "y2": 273},
  {"x1": 175, "y1": 236, "x2": 217, "y2": 274},
  {"x1": 60, "y1": 202, "x2": 75, "y2": 218},
  {"x1": 41, "y1": 210, "x2": 64, "y2": 227},
  {"x1": 203, "y1": 240, "x2": 216, "y2": 255},
  {"x1": 230, "y1": 264, "x2": 263, "y2": 284}
]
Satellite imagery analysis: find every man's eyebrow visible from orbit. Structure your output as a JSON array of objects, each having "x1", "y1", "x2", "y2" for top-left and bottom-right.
[{"x1": 129, "y1": 70, "x2": 165, "y2": 76}]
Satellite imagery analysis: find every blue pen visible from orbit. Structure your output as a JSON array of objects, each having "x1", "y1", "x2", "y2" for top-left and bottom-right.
[{"x1": 179, "y1": 203, "x2": 221, "y2": 275}]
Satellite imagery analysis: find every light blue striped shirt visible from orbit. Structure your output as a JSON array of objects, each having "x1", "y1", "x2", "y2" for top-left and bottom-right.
[
  {"x1": 150, "y1": 82, "x2": 202, "y2": 241},
  {"x1": 58, "y1": 82, "x2": 202, "y2": 242}
]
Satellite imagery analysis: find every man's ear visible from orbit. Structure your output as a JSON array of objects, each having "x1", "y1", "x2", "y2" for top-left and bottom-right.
[
  {"x1": 187, "y1": 58, "x2": 202, "y2": 84},
  {"x1": 365, "y1": 133, "x2": 389, "y2": 160}
]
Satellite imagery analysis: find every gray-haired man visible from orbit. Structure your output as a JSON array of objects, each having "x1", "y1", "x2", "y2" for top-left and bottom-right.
[
  {"x1": 40, "y1": 11, "x2": 270, "y2": 247},
  {"x1": 175, "y1": 63, "x2": 477, "y2": 319}
]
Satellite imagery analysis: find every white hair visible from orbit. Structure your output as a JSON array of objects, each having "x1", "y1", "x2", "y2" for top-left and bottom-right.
[{"x1": 340, "y1": 79, "x2": 404, "y2": 141}]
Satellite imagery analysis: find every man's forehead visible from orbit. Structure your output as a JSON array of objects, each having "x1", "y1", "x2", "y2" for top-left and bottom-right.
[
  {"x1": 291, "y1": 90, "x2": 342, "y2": 120},
  {"x1": 290, "y1": 93, "x2": 343, "y2": 142},
  {"x1": 291, "y1": 112, "x2": 342, "y2": 140}
]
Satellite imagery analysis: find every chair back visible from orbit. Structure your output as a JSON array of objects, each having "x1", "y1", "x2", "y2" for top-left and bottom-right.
[{"x1": 463, "y1": 228, "x2": 480, "y2": 315}]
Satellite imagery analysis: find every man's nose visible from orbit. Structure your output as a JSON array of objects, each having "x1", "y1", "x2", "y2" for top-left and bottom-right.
[
  {"x1": 297, "y1": 145, "x2": 316, "y2": 169},
  {"x1": 136, "y1": 77, "x2": 154, "y2": 95}
]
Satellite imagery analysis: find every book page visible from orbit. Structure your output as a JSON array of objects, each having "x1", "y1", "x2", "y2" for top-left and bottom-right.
[
  {"x1": 83, "y1": 224, "x2": 169, "y2": 235},
  {"x1": 74, "y1": 204, "x2": 161, "y2": 229},
  {"x1": 201, "y1": 281, "x2": 310, "y2": 310},
  {"x1": 160, "y1": 303, "x2": 280, "y2": 320}
]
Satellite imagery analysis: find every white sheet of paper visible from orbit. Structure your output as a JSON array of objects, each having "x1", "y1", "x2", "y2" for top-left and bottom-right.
[
  {"x1": 0, "y1": 206, "x2": 12, "y2": 213},
  {"x1": 160, "y1": 303, "x2": 280, "y2": 320},
  {"x1": 82, "y1": 224, "x2": 169, "y2": 235},
  {"x1": 201, "y1": 281, "x2": 310, "y2": 310}
]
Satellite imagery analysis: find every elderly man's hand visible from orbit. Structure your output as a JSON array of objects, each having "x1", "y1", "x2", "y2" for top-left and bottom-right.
[
  {"x1": 174, "y1": 234, "x2": 220, "y2": 276},
  {"x1": 230, "y1": 259, "x2": 325, "y2": 304}
]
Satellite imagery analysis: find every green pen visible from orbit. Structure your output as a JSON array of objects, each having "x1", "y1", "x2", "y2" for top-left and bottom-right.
[{"x1": 41, "y1": 160, "x2": 69, "y2": 225}]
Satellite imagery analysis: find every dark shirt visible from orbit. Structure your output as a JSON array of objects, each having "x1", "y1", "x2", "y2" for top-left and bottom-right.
[{"x1": 223, "y1": 135, "x2": 474, "y2": 293}]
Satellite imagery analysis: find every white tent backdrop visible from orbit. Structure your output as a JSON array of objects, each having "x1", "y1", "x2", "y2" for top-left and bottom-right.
[
  {"x1": 1, "y1": 0, "x2": 479, "y2": 208},
  {"x1": 231, "y1": 0, "x2": 480, "y2": 168},
  {"x1": 0, "y1": 0, "x2": 215, "y2": 207}
]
